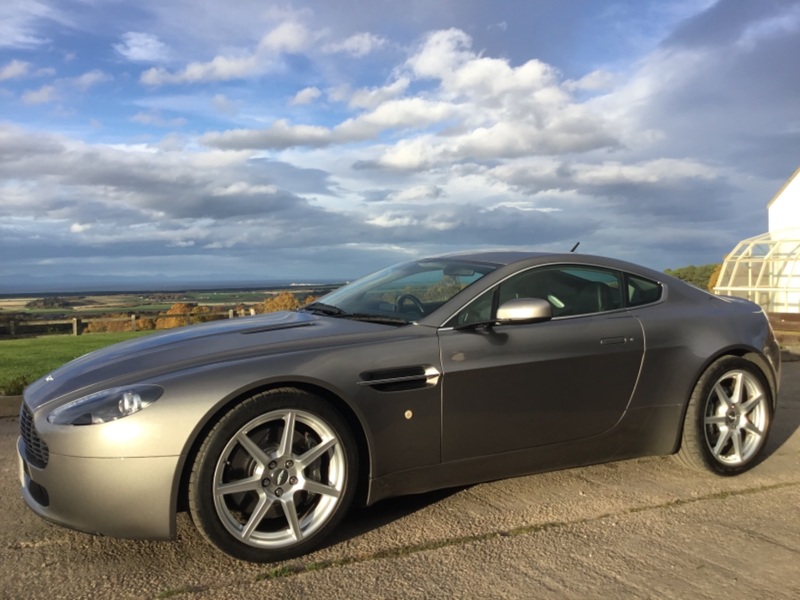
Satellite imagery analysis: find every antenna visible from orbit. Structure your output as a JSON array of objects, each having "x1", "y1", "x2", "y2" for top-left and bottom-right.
[{"x1": 570, "y1": 242, "x2": 580, "y2": 253}]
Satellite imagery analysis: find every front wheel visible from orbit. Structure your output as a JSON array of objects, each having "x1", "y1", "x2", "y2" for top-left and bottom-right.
[
  {"x1": 676, "y1": 357, "x2": 773, "y2": 475},
  {"x1": 189, "y1": 388, "x2": 357, "y2": 562}
]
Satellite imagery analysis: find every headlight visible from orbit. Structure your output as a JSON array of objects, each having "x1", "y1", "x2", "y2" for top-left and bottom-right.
[{"x1": 47, "y1": 385, "x2": 163, "y2": 426}]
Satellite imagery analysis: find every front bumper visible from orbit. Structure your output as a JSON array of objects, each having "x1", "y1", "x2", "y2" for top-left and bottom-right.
[{"x1": 18, "y1": 435, "x2": 181, "y2": 540}]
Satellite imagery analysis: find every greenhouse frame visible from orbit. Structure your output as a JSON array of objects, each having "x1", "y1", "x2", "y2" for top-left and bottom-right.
[{"x1": 714, "y1": 230, "x2": 800, "y2": 313}]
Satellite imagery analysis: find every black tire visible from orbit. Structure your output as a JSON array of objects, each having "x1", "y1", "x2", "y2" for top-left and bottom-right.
[
  {"x1": 188, "y1": 388, "x2": 357, "y2": 562},
  {"x1": 675, "y1": 356, "x2": 773, "y2": 475}
]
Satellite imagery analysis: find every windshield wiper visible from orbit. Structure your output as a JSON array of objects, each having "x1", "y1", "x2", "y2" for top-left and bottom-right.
[
  {"x1": 302, "y1": 303, "x2": 410, "y2": 325},
  {"x1": 301, "y1": 302, "x2": 347, "y2": 316},
  {"x1": 342, "y1": 313, "x2": 410, "y2": 325}
]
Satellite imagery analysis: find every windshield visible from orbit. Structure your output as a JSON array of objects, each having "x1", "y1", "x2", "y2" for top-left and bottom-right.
[{"x1": 304, "y1": 258, "x2": 498, "y2": 323}]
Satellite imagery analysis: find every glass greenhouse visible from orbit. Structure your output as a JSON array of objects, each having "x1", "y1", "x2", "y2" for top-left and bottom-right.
[{"x1": 714, "y1": 230, "x2": 800, "y2": 313}]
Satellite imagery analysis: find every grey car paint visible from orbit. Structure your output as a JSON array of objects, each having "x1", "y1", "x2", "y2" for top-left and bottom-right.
[{"x1": 17, "y1": 251, "x2": 780, "y2": 558}]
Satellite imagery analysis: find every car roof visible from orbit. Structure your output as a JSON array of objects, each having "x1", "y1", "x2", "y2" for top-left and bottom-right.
[
  {"x1": 426, "y1": 250, "x2": 677, "y2": 284},
  {"x1": 429, "y1": 250, "x2": 551, "y2": 265}
]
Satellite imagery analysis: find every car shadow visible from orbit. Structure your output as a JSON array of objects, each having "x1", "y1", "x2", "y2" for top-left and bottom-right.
[
  {"x1": 760, "y1": 360, "x2": 800, "y2": 459},
  {"x1": 323, "y1": 486, "x2": 468, "y2": 548}
]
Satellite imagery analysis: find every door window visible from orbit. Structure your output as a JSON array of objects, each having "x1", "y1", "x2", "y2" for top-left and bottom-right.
[{"x1": 452, "y1": 265, "x2": 625, "y2": 326}]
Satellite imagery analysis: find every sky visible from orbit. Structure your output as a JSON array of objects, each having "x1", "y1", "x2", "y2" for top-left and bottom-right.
[{"x1": 1, "y1": 0, "x2": 799, "y2": 291}]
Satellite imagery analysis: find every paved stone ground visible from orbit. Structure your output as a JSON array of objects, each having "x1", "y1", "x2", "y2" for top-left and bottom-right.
[
  {"x1": 0, "y1": 395, "x2": 20, "y2": 418},
  {"x1": 1, "y1": 364, "x2": 798, "y2": 599}
]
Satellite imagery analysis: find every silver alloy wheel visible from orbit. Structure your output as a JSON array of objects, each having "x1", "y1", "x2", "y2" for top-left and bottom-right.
[
  {"x1": 703, "y1": 369, "x2": 769, "y2": 466},
  {"x1": 211, "y1": 408, "x2": 345, "y2": 549}
]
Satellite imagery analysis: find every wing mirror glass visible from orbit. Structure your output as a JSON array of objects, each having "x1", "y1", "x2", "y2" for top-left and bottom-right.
[{"x1": 496, "y1": 297, "x2": 552, "y2": 324}]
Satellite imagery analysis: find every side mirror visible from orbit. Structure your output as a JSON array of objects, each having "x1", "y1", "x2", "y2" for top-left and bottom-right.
[{"x1": 496, "y1": 297, "x2": 552, "y2": 324}]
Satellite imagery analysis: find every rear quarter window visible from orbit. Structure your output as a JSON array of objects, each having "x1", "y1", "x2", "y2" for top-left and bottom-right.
[{"x1": 626, "y1": 274, "x2": 662, "y2": 307}]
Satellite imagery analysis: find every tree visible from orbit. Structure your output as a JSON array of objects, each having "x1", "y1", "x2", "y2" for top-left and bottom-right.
[
  {"x1": 261, "y1": 292, "x2": 301, "y2": 313},
  {"x1": 706, "y1": 263, "x2": 723, "y2": 291},
  {"x1": 25, "y1": 296, "x2": 73, "y2": 309},
  {"x1": 663, "y1": 264, "x2": 721, "y2": 290},
  {"x1": 260, "y1": 292, "x2": 316, "y2": 314},
  {"x1": 156, "y1": 303, "x2": 213, "y2": 329}
]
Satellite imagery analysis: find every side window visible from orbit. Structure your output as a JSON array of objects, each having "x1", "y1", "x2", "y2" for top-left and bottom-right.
[
  {"x1": 626, "y1": 274, "x2": 663, "y2": 307},
  {"x1": 451, "y1": 265, "x2": 624, "y2": 326},
  {"x1": 501, "y1": 266, "x2": 622, "y2": 316},
  {"x1": 452, "y1": 288, "x2": 494, "y2": 326}
]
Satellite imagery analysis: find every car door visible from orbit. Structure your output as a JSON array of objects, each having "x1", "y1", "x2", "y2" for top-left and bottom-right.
[{"x1": 437, "y1": 265, "x2": 645, "y2": 462}]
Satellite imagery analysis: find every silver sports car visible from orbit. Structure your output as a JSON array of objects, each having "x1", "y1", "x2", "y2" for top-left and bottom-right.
[{"x1": 18, "y1": 251, "x2": 780, "y2": 562}]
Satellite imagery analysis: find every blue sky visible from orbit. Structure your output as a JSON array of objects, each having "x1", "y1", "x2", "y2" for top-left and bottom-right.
[{"x1": 1, "y1": 0, "x2": 799, "y2": 291}]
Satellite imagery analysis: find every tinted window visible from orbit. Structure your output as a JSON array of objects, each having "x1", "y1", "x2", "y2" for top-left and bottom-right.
[
  {"x1": 626, "y1": 274, "x2": 663, "y2": 306},
  {"x1": 452, "y1": 265, "x2": 624, "y2": 326},
  {"x1": 500, "y1": 266, "x2": 622, "y2": 316}
]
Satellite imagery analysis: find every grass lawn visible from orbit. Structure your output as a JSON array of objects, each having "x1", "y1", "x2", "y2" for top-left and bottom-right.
[{"x1": 0, "y1": 331, "x2": 154, "y2": 395}]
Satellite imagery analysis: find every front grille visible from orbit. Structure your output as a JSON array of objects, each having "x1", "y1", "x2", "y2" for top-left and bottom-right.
[{"x1": 20, "y1": 404, "x2": 49, "y2": 468}]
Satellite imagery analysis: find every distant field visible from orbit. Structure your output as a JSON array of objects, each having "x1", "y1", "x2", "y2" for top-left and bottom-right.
[
  {"x1": 0, "y1": 285, "x2": 343, "y2": 393},
  {"x1": 0, "y1": 286, "x2": 337, "y2": 315},
  {"x1": 0, "y1": 332, "x2": 153, "y2": 395}
]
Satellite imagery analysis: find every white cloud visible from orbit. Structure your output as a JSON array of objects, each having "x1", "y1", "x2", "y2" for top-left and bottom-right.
[
  {"x1": 565, "y1": 70, "x2": 616, "y2": 92},
  {"x1": 72, "y1": 69, "x2": 112, "y2": 90},
  {"x1": 0, "y1": 59, "x2": 30, "y2": 81},
  {"x1": 407, "y1": 29, "x2": 560, "y2": 107},
  {"x1": 13, "y1": 68, "x2": 109, "y2": 105},
  {"x1": 347, "y1": 77, "x2": 410, "y2": 109},
  {"x1": 114, "y1": 32, "x2": 171, "y2": 62},
  {"x1": 385, "y1": 185, "x2": 445, "y2": 204},
  {"x1": 22, "y1": 84, "x2": 56, "y2": 105},
  {"x1": 366, "y1": 213, "x2": 417, "y2": 228},
  {"x1": 203, "y1": 26, "x2": 616, "y2": 162},
  {"x1": 211, "y1": 94, "x2": 237, "y2": 115},
  {"x1": 202, "y1": 119, "x2": 333, "y2": 149},
  {"x1": 405, "y1": 28, "x2": 473, "y2": 81},
  {"x1": 257, "y1": 21, "x2": 311, "y2": 54},
  {"x1": 736, "y1": 4, "x2": 800, "y2": 49},
  {"x1": 291, "y1": 86, "x2": 321, "y2": 105},
  {"x1": 131, "y1": 111, "x2": 187, "y2": 128},
  {"x1": 0, "y1": 0, "x2": 61, "y2": 49},
  {"x1": 336, "y1": 97, "x2": 460, "y2": 140},
  {"x1": 322, "y1": 32, "x2": 387, "y2": 57},
  {"x1": 212, "y1": 182, "x2": 278, "y2": 196},
  {"x1": 140, "y1": 21, "x2": 311, "y2": 86},
  {"x1": 571, "y1": 159, "x2": 718, "y2": 186},
  {"x1": 204, "y1": 95, "x2": 461, "y2": 151},
  {"x1": 141, "y1": 55, "x2": 262, "y2": 85}
]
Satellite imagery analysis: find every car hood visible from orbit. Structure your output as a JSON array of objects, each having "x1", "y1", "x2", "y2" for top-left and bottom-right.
[{"x1": 24, "y1": 310, "x2": 404, "y2": 409}]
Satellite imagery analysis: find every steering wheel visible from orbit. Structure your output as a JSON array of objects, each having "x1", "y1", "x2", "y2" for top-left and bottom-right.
[{"x1": 396, "y1": 293, "x2": 425, "y2": 315}]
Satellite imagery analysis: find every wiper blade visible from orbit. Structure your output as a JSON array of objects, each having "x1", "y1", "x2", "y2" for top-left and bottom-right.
[
  {"x1": 343, "y1": 313, "x2": 411, "y2": 325},
  {"x1": 301, "y1": 302, "x2": 346, "y2": 316},
  {"x1": 302, "y1": 303, "x2": 409, "y2": 325}
]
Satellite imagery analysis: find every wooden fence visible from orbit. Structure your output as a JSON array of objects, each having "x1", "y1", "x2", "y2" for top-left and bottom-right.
[{"x1": 1, "y1": 308, "x2": 256, "y2": 337}]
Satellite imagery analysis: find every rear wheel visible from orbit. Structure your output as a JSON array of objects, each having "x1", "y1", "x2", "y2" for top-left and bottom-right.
[
  {"x1": 676, "y1": 357, "x2": 773, "y2": 475},
  {"x1": 189, "y1": 388, "x2": 357, "y2": 562}
]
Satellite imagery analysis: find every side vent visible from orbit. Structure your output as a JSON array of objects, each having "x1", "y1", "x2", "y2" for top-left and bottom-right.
[{"x1": 358, "y1": 365, "x2": 441, "y2": 392}]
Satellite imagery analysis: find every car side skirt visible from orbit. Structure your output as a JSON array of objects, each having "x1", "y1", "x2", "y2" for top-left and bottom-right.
[{"x1": 366, "y1": 404, "x2": 683, "y2": 505}]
